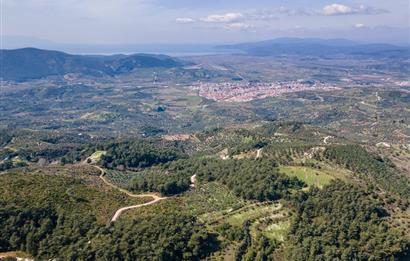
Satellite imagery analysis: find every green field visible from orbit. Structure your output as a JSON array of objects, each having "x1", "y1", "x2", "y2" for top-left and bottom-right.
[{"x1": 279, "y1": 165, "x2": 335, "y2": 188}]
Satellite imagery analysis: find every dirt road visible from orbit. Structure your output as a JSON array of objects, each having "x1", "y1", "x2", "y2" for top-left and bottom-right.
[
  {"x1": 190, "y1": 174, "x2": 197, "y2": 188},
  {"x1": 323, "y1": 136, "x2": 333, "y2": 144},
  {"x1": 94, "y1": 166, "x2": 167, "y2": 222},
  {"x1": 110, "y1": 197, "x2": 165, "y2": 221},
  {"x1": 256, "y1": 148, "x2": 263, "y2": 158},
  {"x1": 94, "y1": 166, "x2": 196, "y2": 222}
]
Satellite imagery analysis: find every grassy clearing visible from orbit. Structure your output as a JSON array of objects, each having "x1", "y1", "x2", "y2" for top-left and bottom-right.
[
  {"x1": 183, "y1": 182, "x2": 244, "y2": 216},
  {"x1": 261, "y1": 220, "x2": 290, "y2": 242},
  {"x1": 86, "y1": 150, "x2": 106, "y2": 163},
  {"x1": 279, "y1": 166, "x2": 334, "y2": 188}
]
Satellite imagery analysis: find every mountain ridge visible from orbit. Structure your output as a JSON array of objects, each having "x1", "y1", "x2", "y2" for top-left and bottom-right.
[
  {"x1": 215, "y1": 37, "x2": 409, "y2": 57},
  {"x1": 0, "y1": 47, "x2": 184, "y2": 81}
]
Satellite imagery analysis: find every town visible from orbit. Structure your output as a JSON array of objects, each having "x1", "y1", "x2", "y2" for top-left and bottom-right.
[{"x1": 196, "y1": 80, "x2": 340, "y2": 102}]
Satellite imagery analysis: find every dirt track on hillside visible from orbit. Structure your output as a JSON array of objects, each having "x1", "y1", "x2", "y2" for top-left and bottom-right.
[{"x1": 94, "y1": 166, "x2": 196, "y2": 222}]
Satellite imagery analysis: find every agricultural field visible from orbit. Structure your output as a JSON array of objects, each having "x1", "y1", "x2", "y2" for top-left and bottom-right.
[
  {"x1": 104, "y1": 169, "x2": 137, "y2": 188},
  {"x1": 183, "y1": 182, "x2": 245, "y2": 217},
  {"x1": 223, "y1": 203, "x2": 283, "y2": 227}
]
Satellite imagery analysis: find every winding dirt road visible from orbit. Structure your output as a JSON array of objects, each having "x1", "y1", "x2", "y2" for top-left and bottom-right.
[
  {"x1": 94, "y1": 166, "x2": 167, "y2": 222},
  {"x1": 94, "y1": 166, "x2": 196, "y2": 222},
  {"x1": 110, "y1": 197, "x2": 165, "y2": 221}
]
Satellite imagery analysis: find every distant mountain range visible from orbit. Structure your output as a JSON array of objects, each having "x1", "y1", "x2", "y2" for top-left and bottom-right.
[
  {"x1": 2, "y1": 38, "x2": 409, "y2": 81},
  {"x1": 216, "y1": 37, "x2": 410, "y2": 57},
  {"x1": 0, "y1": 48, "x2": 184, "y2": 81}
]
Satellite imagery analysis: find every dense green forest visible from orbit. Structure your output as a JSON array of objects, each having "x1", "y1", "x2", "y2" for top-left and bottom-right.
[
  {"x1": 286, "y1": 181, "x2": 409, "y2": 260},
  {"x1": 99, "y1": 140, "x2": 186, "y2": 169},
  {"x1": 193, "y1": 158, "x2": 304, "y2": 201},
  {"x1": 129, "y1": 165, "x2": 192, "y2": 195},
  {"x1": 0, "y1": 171, "x2": 217, "y2": 260},
  {"x1": 321, "y1": 145, "x2": 410, "y2": 199},
  {"x1": 129, "y1": 158, "x2": 304, "y2": 199},
  {"x1": 0, "y1": 206, "x2": 217, "y2": 260},
  {"x1": 1, "y1": 126, "x2": 409, "y2": 260}
]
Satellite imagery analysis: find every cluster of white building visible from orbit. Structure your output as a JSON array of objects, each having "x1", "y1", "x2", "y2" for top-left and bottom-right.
[{"x1": 197, "y1": 81, "x2": 338, "y2": 102}]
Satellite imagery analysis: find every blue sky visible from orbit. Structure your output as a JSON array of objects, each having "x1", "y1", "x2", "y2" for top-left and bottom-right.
[{"x1": 1, "y1": 0, "x2": 409, "y2": 45}]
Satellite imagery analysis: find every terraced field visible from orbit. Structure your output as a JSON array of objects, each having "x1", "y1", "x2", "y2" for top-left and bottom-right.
[
  {"x1": 224, "y1": 203, "x2": 283, "y2": 227},
  {"x1": 204, "y1": 200, "x2": 291, "y2": 260},
  {"x1": 207, "y1": 201, "x2": 290, "y2": 240},
  {"x1": 184, "y1": 182, "x2": 245, "y2": 216}
]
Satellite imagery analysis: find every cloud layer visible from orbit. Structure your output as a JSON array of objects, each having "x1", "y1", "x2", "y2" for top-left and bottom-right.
[
  {"x1": 201, "y1": 13, "x2": 243, "y2": 23},
  {"x1": 322, "y1": 4, "x2": 388, "y2": 16},
  {"x1": 176, "y1": 3, "x2": 389, "y2": 31},
  {"x1": 5, "y1": 0, "x2": 405, "y2": 45}
]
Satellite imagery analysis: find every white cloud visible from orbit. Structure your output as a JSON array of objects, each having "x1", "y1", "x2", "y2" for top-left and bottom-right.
[
  {"x1": 200, "y1": 13, "x2": 243, "y2": 23},
  {"x1": 224, "y1": 23, "x2": 253, "y2": 31},
  {"x1": 323, "y1": 4, "x2": 353, "y2": 16},
  {"x1": 175, "y1": 17, "x2": 195, "y2": 24},
  {"x1": 322, "y1": 4, "x2": 388, "y2": 16},
  {"x1": 355, "y1": 23, "x2": 365, "y2": 28}
]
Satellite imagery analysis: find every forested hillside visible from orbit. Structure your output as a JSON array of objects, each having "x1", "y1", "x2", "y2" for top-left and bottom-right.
[
  {"x1": 287, "y1": 181, "x2": 408, "y2": 260},
  {"x1": 0, "y1": 125, "x2": 409, "y2": 260}
]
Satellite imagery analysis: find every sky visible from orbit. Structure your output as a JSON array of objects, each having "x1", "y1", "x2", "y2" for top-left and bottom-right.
[{"x1": 1, "y1": 0, "x2": 409, "y2": 47}]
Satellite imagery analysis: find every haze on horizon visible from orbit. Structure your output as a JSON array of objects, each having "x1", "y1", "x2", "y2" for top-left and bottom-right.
[{"x1": 1, "y1": 0, "x2": 409, "y2": 50}]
